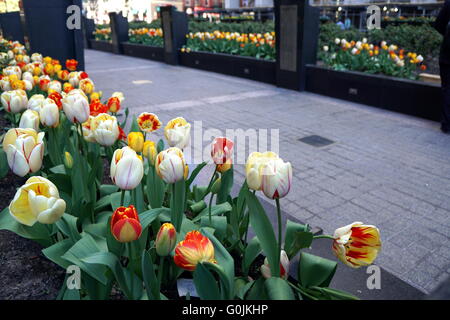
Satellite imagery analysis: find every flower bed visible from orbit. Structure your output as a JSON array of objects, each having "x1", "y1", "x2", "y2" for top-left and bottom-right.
[
  {"x1": 94, "y1": 24, "x2": 111, "y2": 42},
  {"x1": 128, "y1": 28, "x2": 163, "y2": 47},
  {"x1": 0, "y1": 38, "x2": 382, "y2": 300}
]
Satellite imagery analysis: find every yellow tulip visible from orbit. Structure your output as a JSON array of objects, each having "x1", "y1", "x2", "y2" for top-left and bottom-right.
[
  {"x1": 9, "y1": 176, "x2": 66, "y2": 226},
  {"x1": 64, "y1": 152, "x2": 73, "y2": 168},
  {"x1": 143, "y1": 140, "x2": 157, "y2": 165},
  {"x1": 245, "y1": 151, "x2": 279, "y2": 191},
  {"x1": 127, "y1": 132, "x2": 144, "y2": 153}
]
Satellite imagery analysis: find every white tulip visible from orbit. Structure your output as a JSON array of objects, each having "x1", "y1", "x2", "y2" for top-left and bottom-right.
[
  {"x1": 19, "y1": 109, "x2": 40, "y2": 131},
  {"x1": 155, "y1": 147, "x2": 187, "y2": 184},
  {"x1": 39, "y1": 98, "x2": 60, "y2": 128},
  {"x1": 261, "y1": 158, "x2": 292, "y2": 199},
  {"x1": 110, "y1": 147, "x2": 144, "y2": 190},
  {"x1": 61, "y1": 89, "x2": 89, "y2": 123},
  {"x1": 28, "y1": 94, "x2": 46, "y2": 111},
  {"x1": 90, "y1": 113, "x2": 120, "y2": 146},
  {"x1": 261, "y1": 250, "x2": 290, "y2": 280},
  {"x1": 164, "y1": 117, "x2": 191, "y2": 149},
  {"x1": 1, "y1": 89, "x2": 28, "y2": 113},
  {"x1": 48, "y1": 80, "x2": 62, "y2": 93}
]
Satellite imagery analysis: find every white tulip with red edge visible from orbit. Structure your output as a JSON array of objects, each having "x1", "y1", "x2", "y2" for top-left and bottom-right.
[
  {"x1": 1, "y1": 89, "x2": 28, "y2": 113},
  {"x1": 39, "y1": 98, "x2": 60, "y2": 128},
  {"x1": 261, "y1": 158, "x2": 292, "y2": 199},
  {"x1": 61, "y1": 89, "x2": 89, "y2": 124},
  {"x1": 19, "y1": 109, "x2": 40, "y2": 131},
  {"x1": 110, "y1": 146, "x2": 144, "y2": 190},
  {"x1": 261, "y1": 250, "x2": 290, "y2": 280}
]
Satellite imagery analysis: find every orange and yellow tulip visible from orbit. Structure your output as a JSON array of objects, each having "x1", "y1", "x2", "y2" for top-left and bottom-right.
[
  {"x1": 110, "y1": 205, "x2": 142, "y2": 243},
  {"x1": 174, "y1": 231, "x2": 216, "y2": 271}
]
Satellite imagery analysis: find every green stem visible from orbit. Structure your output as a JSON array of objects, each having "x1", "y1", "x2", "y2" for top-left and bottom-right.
[
  {"x1": 120, "y1": 189, "x2": 126, "y2": 206},
  {"x1": 203, "y1": 165, "x2": 217, "y2": 199},
  {"x1": 275, "y1": 198, "x2": 282, "y2": 278},
  {"x1": 313, "y1": 235, "x2": 335, "y2": 240},
  {"x1": 208, "y1": 193, "x2": 214, "y2": 226},
  {"x1": 288, "y1": 282, "x2": 318, "y2": 300},
  {"x1": 157, "y1": 256, "x2": 165, "y2": 292}
]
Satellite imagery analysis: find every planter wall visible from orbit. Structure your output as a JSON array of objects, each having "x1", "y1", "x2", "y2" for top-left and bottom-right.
[
  {"x1": 305, "y1": 65, "x2": 441, "y2": 122},
  {"x1": 122, "y1": 42, "x2": 164, "y2": 62},
  {"x1": 179, "y1": 51, "x2": 276, "y2": 84},
  {"x1": 89, "y1": 39, "x2": 114, "y2": 53}
]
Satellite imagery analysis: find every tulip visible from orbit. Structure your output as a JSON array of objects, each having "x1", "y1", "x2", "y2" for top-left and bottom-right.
[
  {"x1": 48, "y1": 91, "x2": 63, "y2": 109},
  {"x1": 0, "y1": 78, "x2": 11, "y2": 91},
  {"x1": 48, "y1": 80, "x2": 62, "y2": 93},
  {"x1": 332, "y1": 222, "x2": 381, "y2": 268},
  {"x1": 127, "y1": 132, "x2": 144, "y2": 153},
  {"x1": 79, "y1": 78, "x2": 94, "y2": 95},
  {"x1": 39, "y1": 98, "x2": 60, "y2": 128},
  {"x1": 22, "y1": 71, "x2": 34, "y2": 83},
  {"x1": 9, "y1": 176, "x2": 66, "y2": 226},
  {"x1": 211, "y1": 137, "x2": 234, "y2": 173},
  {"x1": 63, "y1": 82, "x2": 74, "y2": 93},
  {"x1": 66, "y1": 59, "x2": 78, "y2": 71},
  {"x1": 89, "y1": 99, "x2": 108, "y2": 116},
  {"x1": 261, "y1": 250, "x2": 290, "y2": 280},
  {"x1": 19, "y1": 109, "x2": 40, "y2": 131},
  {"x1": 261, "y1": 157, "x2": 292, "y2": 199},
  {"x1": 27, "y1": 94, "x2": 45, "y2": 111},
  {"x1": 143, "y1": 140, "x2": 157, "y2": 165},
  {"x1": 323, "y1": 45, "x2": 329, "y2": 52},
  {"x1": 58, "y1": 70, "x2": 70, "y2": 81},
  {"x1": 64, "y1": 151, "x2": 73, "y2": 168},
  {"x1": 3, "y1": 66, "x2": 21, "y2": 78},
  {"x1": 81, "y1": 116, "x2": 96, "y2": 142},
  {"x1": 31, "y1": 53, "x2": 43, "y2": 62},
  {"x1": 62, "y1": 89, "x2": 90, "y2": 123},
  {"x1": 137, "y1": 112, "x2": 161, "y2": 133},
  {"x1": 4, "y1": 128, "x2": 45, "y2": 177},
  {"x1": 90, "y1": 113, "x2": 120, "y2": 146},
  {"x1": 164, "y1": 117, "x2": 191, "y2": 149},
  {"x1": 107, "y1": 96, "x2": 121, "y2": 113},
  {"x1": 156, "y1": 223, "x2": 177, "y2": 256},
  {"x1": 174, "y1": 231, "x2": 216, "y2": 271},
  {"x1": 90, "y1": 91, "x2": 102, "y2": 101},
  {"x1": 155, "y1": 147, "x2": 188, "y2": 184},
  {"x1": 110, "y1": 205, "x2": 142, "y2": 243},
  {"x1": 112, "y1": 91, "x2": 124, "y2": 102},
  {"x1": 245, "y1": 151, "x2": 279, "y2": 191},
  {"x1": 68, "y1": 71, "x2": 80, "y2": 87},
  {"x1": 1, "y1": 89, "x2": 28, "y2": 113},
  {"x1": 110, "y1": 146, "x2": 144, "y2": 190}
]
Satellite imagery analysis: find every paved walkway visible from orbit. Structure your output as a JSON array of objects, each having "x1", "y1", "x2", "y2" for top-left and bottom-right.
[{"x1": 86, "y1": 49, "x2": 450, "y2": 294}]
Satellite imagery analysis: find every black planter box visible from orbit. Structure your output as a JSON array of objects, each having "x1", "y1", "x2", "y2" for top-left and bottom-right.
[
  {"x1": 122, "y1": 42, "x2": 164, "y2": 62},
  {"x1": 306, "y1": 65, "x2": 441, "y2": 122},
  {"x1": 179, "y1": 51, "x2": 276, "y2": 84},
  {"x1": 89, "y1": 39, "x2": 114, "y2": 53}
]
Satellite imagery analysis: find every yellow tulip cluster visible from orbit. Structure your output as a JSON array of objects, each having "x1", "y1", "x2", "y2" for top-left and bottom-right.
[
  {"x1": 129, "y1": 27, "x2": 163, "y2": 37},
  {"x1": 187, "y1": 31, "x2": 275, "y2": 48}
]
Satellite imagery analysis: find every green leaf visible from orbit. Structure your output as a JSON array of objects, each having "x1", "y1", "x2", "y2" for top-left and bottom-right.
[
  {"x1": 186, "y1": 162, "x2": 207, "y2": 189},
  {"x1": 264, "y1": 277, "x2": 295, "y2": 300},
  {"x1": 55, "y1": 213, "x2": 81, "y2": 242},
  {"x1": 99, "y1": 184, "x2": 118, "y2": 197},
  {"x1": 193, "y1": 202, "x2": 232, "y2": 222},
  {"x1": 146, "y1": 164, "x2": 165, "y2": 209},
  {"x1": 284, "y1": 220, "x2": 312, "y2": 259},
  {"x1": 245, "y1": 190, "x2": 279, "y2": 277},
  {"x1": 110, "y1": 191, "x2": 131, "y2": 210},
  {"x1": 245, "y1": 278, "x2": 268, "y2": 300},
  {"x1": 0, "y1": 148, "x2": 9, "y2": 179},
  {"x1": 141, "y1": 250, "x2": 160, "y2": 300},
  {"x1": 94, "y1": 195, "x2": 111, "y2": 213},
  {"x1": 106, "y1": 217, "x2": 123, "y2": 257},
  {"x1": 156, "y1": 139, "x2": 165, "y2": 153},
  {"x1": 170, "y1": 179, "x2": 186, "y2": 231},
  {"x1": 298, "y1": 252, "x2": 337, "y2": 288},
  {"x1": 200, "y1": 216, "x2": 227, "y2": 239},
  {"x1": 193, "y1": 263, "x2": 221, "y2": 300},
  {"x1": 243, "y1": 237, "x2": 261, "y2": 276},
  {"x1": 42, "y1": 239, "x2": 73, "y2": 269},
  {"x1": 216, "y1": 166, "x2": 233, "y2": 204},
  {"x1": 140, "y1": 207, "x2": 169, "y2": 230}
]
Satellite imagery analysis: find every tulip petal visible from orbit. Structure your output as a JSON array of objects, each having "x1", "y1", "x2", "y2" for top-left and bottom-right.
[
  {"x1": 9, "y1": 187, "x2": 37, "y2": 226},
  {"x1": 37, "y1": 198, "x2": 66, "y2": 224},
  {"x1": 28, "y1": 143, "x2": 44, "y2": 173},
  {"x1": 6, "y1": 145, "x2": 30, "y2": 177}
]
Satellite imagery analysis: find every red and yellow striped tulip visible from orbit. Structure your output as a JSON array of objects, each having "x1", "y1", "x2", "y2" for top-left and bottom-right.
[
  {"x1": 110, "y1": 205, "x2": 142, "y2": 243},
  {"x1": 332, "y1": 222, "x2": 381, "y2": 268},
  {"x1": 174, "y1": 231, "x2": 216, "y2": 271},
  {"x1": 211, "y1": 137, "x2": 234, "y2": 173},
  {"x1": 156, "y1": 223, "x2": 177, "y2": 256},
  {"x1": 137, "y1": 112, "x2": 161, "y2": 133},
  {"x1": 66, "y1": 59, "x2": 78, "y2": 71}
]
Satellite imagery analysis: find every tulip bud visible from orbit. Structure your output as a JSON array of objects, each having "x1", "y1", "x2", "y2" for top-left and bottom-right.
[
  {"x1": 261, "y1": 250, "x2": 290, "y2": 280},
  {"x1": 110, "y1": 205, "x2": 142, "y2": 243},
  {"x1": 110, "y1": 146, "x2": 144, "y2": 190},
  {"x1": 143, "y1": 140, "x2": 157, "y2": 165},
  {"x1": 107, "y1": 96, "x2": 121, "y2": 113},
  {"x1": 64, "y1": 151, "x2": 73, "y2": 169},
  {"x1": 127, "y1": 132, "x2": 144, "y2": 153},
  {"x1": 155, "y1": 147, "x2": 187, "y2": 184},
  {"x1": 9, "y1": 176, "x2": 66, "y2": 226},
  {"x1": 39, "y1": 98, "x2": 60, "y2": 128},
  {"x1": 66, "y1": 59, "x2": 78, "y2": 71},
  {"x1": 155, "y1": 223, "x2": 177, "y2": 256},
  {"x1": 1, "y1": 89, "x2": 28, "y2": 113},
  {"x1": 19, "y1": 109, "x2": 40, "y2": 131},
  {"x1": 261, "y1": 158, "x2": 292, "y2": 199}
]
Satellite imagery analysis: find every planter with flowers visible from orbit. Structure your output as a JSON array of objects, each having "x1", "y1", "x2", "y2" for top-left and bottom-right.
[
  {"x1": 122, "y1": 28, "x2": 164, "y2": 62},
  {"x1": 308, "y1": 38, "x2": 441, "y2": 121},
  {"x1": 89, "y1": 26, "x2": 114, "y2": 53},
  {"x1": 0, "y1": 38, "x2": 383, "y2": 300}
]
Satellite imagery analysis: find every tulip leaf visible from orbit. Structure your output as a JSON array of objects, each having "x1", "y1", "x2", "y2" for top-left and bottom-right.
[
  {"x1": 99, "y1": 184, "x2": 118, "y2": 197},
  {"x1": 106, "y1": 217, "x2": 123, "y2": 257},
  {"x1": 186, "y1": 161, "x2": 207, "y2": 189},
  {"x1": 130, "y1": 115, "x2": 140, "y2": 132},
  {"x1": 42, "y1": 239, "x2": 74, "y2": 269},
  {"x1": 200, "y1": 216, "x2": 227, "y2": 239},
  {"x1": 63, "y1": 288, "x2": 81, "y2": 300},
  {"x1": 245, "y1": 190, "x2": 279, "y2": 277},
  {"x1": 216, "y1": 166, "x2": 233, "y2": 204},
  {"x1": 146, "y1": 164, "x2": 165, "y2": 209},
  {"x1": 298, "y1": 252, "x2": 337, "y2": 288},
  {"x1": 193, "y1": 202, "x2": 232, "y2": 222},
  {"x1": 243, "y1": 236, "x2": 261, "y2": 276},
  {"x1": 47, "y1": 173, "x2": 72, "y2": 195},
  {"x1": 55, "y1": 213, "x2": 81, "y2": 242},
  {"x1": 49, "y1": 164, "x2": 66, "y2": 174},
  {"x1": 110, "y1": 191, "x2": 131, "y2": 210},
  {"x1": 307, "y1": 286, "x2": 359, "y2": 300},
  {"x1": 193, "y1": 185, "x2": 208, "y2": 202},
  {"x1": 133, "y1": 182, "x2": 146, "y2": 214},
  {"x1": 141, "y1": 250, "x2": 161, "y2": 300},
  {"x1": 264, "y1": 277, "x2": 295, "y2": 300},
  {"x1": 284, "y1": 220, "x2": 312, "y2": 259},
  {"x1": 193, "y1": 263, "x2": 221, "y2": 300},
  {"x1": 245, "y1": 278, "x2": 268, "y2": 300},
  {"x1": 140, "y1": 207, "x2": 169, "y2": 230},
  {"x1": 156, "y1": 139, "x2": 165, "y2": 153},
  {"x1": 0, "y1": 148, "x2": 8, "y2": 179},
  {"x1": 170, "y1": 179, "x2": 186, "y2": 231},
  {"x1": 94, "y1": 195, "x2": 111, "y2": 213}
]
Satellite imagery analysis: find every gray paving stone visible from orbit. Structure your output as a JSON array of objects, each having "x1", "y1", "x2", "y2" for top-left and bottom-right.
[{"x1": 86, "y1": 49, "x2": 450, "y2": 294}]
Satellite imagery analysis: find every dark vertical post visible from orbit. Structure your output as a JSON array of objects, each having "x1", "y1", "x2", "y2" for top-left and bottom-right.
[
  {"x1": 109, "y1": 11, "x2": 129, "y2": 54},
  {"x1": 160, "y1": 6, "x2": 188, "y2": 65},
  {"x1": 274, "y1": 0, "x2": 319, "y2": 91},
  {"x1": 0, "y1": 12, "x2": 25, "y2": 43},
  {"x1": 22, "y1": 0, "x2": 85, "y2": 70},
  {"x1": 82, "y1": 17, "x2": 95, "y2": 49}
]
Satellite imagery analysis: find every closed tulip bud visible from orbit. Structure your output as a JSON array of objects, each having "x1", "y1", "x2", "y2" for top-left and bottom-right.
[
  {"x1": 22, "y1": 71, "x2": 34, "y2": 83},
  {"x1": 68, "y1": 71, "x2": 80, "y2": 87},
  {"x1": 155, "y1": 147, "x2": 187, "y2": 184},
  {"x1": 156, "y1": 223, "x2": 177, "y2": 256},
  {"x1": 261, "y1": 250, "x2": 290, "y2": 280},
  {"x1": 62, "y1": 89, "x2": 90, "y2": 123},
  {"x1": 174, "y1": 231, "x2": 216, "y2": 271},
  {"x1": 143, "y1": 140, "x2": 157, "y2": 165},
  {"x1": 19, "y1": 109, "x2": 40, "y2": 131},
  {"x1": 164, "y1": 117, "x2": 190, "y2": 149},
  {"x1": 64, "y1": 151, "x2": 73, "y2": 168},
  {"x1": 9, "y1": 176, "x2": 66, "y2": 226},
  {"x1": 39, "y1": 98, "x2": 60, "y2": 128},
  {"x1": 261, "y1": 157, "x2": 292, "y2": 199},
  {"x1": 27, "y1": 94, "x2": 46, "y2": 111},
  {"x1": 1, "y1": 89, "x2": 28, "y2": 113},
  {"x1": 245, "y1": 151, "x2": 279, "y2": 191},
  {"x1": 4, "y1": 128, "x2": 45, "y2": 177},
  {"x1": 111, "y1": 205, "x2": 142, "y2": 243},
  {"x1": 127, "y1": 132, "x2": 144, "y2": 153},
  {"x1": 110, "y1": 146, "x2": 144, "y2": 190},
  {"x1": 81, "y1": 116, "x2": 96, "y2": 142},
  {"x1": 107, "y1": 96, "x2": 121, "y2": 113},
  {"x1": 332, "y1": 222, "x2": 381, "y2": 268},
  {"x1": 90, "y1": 113, "x2": 120, "y2": 146},
  {"x1": 66, "y1": 59, "x2": 78, "y2": 71}
]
